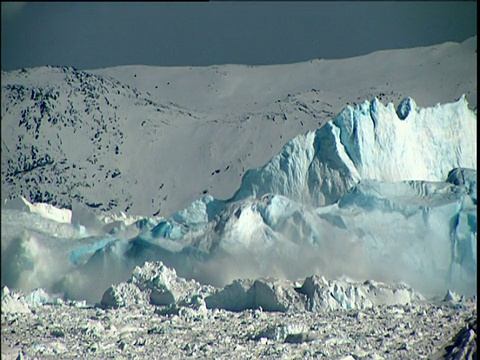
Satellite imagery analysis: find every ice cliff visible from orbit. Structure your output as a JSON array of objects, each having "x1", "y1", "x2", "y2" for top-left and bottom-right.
[{"x1": 232, "y1": 96, "x2": 476, "y2": 206}]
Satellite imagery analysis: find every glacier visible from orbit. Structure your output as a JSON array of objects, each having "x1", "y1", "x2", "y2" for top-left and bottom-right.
[{"x1": 0, "y1": 96, "x2": 476, "y2": 304}]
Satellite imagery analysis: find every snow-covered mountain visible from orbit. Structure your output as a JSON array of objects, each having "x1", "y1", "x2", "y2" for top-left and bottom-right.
[{"x1": 1, "y1": 36, "x2": 477, "y2": 217}]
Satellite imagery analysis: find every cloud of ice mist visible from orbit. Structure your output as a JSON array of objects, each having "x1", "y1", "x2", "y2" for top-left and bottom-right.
[
  {"x1": 1, "y1": 230, "x2": 74, "y2": 295},
  {"x1": 187, "y1": 230, "x2": 378, "y2": 289},
  {"x1": 0, "y1": 208, "x2": 90, "y2": 293},
  {"x1": 185, "y1": 228, "x2": 473, "y2": 299},
  {"x1": 179, "y1": 198, "x2": 476, "y2": 299},
  {"x1": 0, "y1": 230, "x2": 133, "y2": 304},
  {"x1": 53, "y1": 244, "x2": 136, "y2": 304},
  {"x1": 0, "y1": 209, "x2": 132, "y2": 304}
]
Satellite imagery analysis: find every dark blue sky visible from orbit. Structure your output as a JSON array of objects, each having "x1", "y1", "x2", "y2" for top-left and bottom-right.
[{"x1": 1, "y1": 1, "x2": 477, "y2": 71}]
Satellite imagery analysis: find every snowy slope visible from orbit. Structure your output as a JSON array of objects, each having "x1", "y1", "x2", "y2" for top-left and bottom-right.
[
  {"x1": 91, "y1": 36, "x2": 477, "y2": 113},
  {"x1": 1, "y1": 36, "x2": 477, "y2": 217}
]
